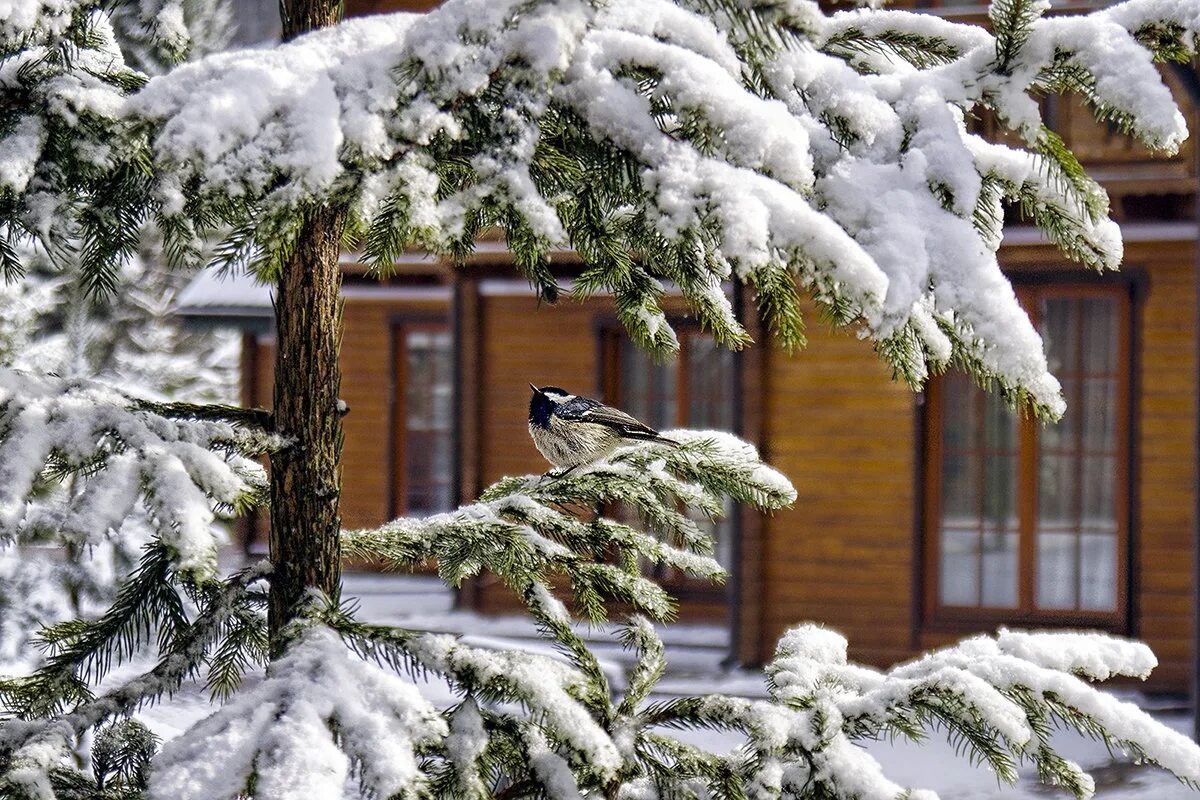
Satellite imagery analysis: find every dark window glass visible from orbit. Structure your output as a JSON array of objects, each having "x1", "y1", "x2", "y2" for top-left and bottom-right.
[
  {"x1": 610, "y1": 327, "x2": 737, "y2": 568},
  {"x1": 400, "y1": 326, "x2": 454, "y2": 515}
]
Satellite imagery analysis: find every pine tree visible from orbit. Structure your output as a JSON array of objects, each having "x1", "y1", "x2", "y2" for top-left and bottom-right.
[
  {"x1": 0, "y1": 0, "x2": 1199, "y2": 798},
  {"x1": 0, "y1": 240, "x2": 238, "y2": 669},
  {"x1": 0, "y1": 1, "x2": 237, "y2": 669}
]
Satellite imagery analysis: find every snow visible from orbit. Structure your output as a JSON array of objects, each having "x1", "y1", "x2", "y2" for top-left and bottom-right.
[
  {"x1": 0, "y1": 368, "x2": 269, "y2": 579},
  {"x1": 76, "y1": 0, "x2": 1194, "y2": 414},
  {"x1": 130, "y1": 13, "x2": 421, "y2": 208},
  {"x1": 0, "y1": 116, "x2": 45, "y2": 195},
  {"x1": 175, "y1": 266, "x2": 273, "y2": 311},
  {"x1": 100, "y1": 571, "x2": 1200, "y2": 800},
  {"x1": 148, "y1": 625, "x2": 446, "y2": 800}
]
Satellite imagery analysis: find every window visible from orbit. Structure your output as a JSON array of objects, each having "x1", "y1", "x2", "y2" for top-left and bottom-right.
[
  {"x1": 602, "y1": 326, "x2": 737, "y2": 569},
  {"x1": 924, "y1": 285, "x2": 1130, "y2": 626},
  {"x1": 392, "y1": 323, "x2": 454, "y2": 516}
]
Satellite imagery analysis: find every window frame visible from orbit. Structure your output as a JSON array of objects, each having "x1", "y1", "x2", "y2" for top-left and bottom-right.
[
  {"x1": 921, "y1": 282, "x2": 1133, "y2": 632},
  {"x1": 389, "y1": 315, "x2": 455, "y2": 520},
  {"x1": 598, "y1": 319, "x2": 740, "y2": 602}
]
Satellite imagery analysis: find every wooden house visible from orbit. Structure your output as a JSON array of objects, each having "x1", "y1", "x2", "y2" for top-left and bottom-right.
[{"x1": 178, "y1": 0, "x2": 1200, "y2": 694}]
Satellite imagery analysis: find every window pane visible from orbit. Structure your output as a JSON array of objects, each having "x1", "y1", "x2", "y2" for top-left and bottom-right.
[
  {"x1": 403, "y1": 328, "x2": 453, "y2": 514},
  {"x1": 941, "y1": 451, "x2": 977, "y2": 521},
  {"x1": 688, "y1": 335, "x2": 734, "y2": 431},
  {"x1": 1037, "y1": 532, "x2": 1076, "y2": 609},
  {"x1": 940, "y1": 528, "x2": 979, "y2": 606},
  {"x1": 686, "y1": 333, "x2": 735, "y2": 566},
  {"x1": 1082, "y1": 378, "x2": 1115, "y2": 452},
  {"x1": 981, "y1": 531, "x2": 1018, "y2": 607},
  {"x1": 1081, "y1": 455, "x2": 1115, "y2": 526},
  {"x1": 983, "y1": 389, "x2": 1015, "y2": 452},
  {"x1": 983, "y1": 454, "x2": 1016, "y2": 526},
  {"x1": 1034, "y1": 295, "x2": 1120, "y2": 613},
  {"x1": 1079, "y1": 534, "x2": 1117, "y2": 611},
  {"x1": 1041, "y1": 378, "x2": 1080, "y2": 453},
  {"x1": 619, "y1": 340, "x2": 676, "y2": 431},
  {"x1": 1038, "y1": 453, "x2": 1075, "y2": 523},
  {"x1": 1081, "y1": 298, "x2": 1116, "y2": 374},
  {"x1": 942, "y1": 372, "x2": 976, "y2": 451},
  {"x1": 1041, "y1": 298, "x2": 1078, "y2": 376},
  {"x1": 937, "y1": 372, "x2": 1016, "y2": 609}
]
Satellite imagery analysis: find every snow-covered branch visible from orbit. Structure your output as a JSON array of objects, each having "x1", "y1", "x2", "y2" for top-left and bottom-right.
[
  {"x1": 344, "y1": 431, "x2": 795, "y2": 624},
  {"x1": 0, "y1": 559, "x2": 269, "y2": 799},
  {"x1": 0, "y1": 369, "x2": 275, "y2": 579},
  {"x1": 3, "y1": 0, "x2": 1196, "y2": 417}
]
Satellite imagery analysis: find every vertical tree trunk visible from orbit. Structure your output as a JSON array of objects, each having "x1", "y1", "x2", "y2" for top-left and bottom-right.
[{"x1": 268, "y1": 0, "x2": 346, "y2": 652}]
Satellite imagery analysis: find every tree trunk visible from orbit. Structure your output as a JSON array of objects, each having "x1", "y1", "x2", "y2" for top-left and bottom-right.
[{"x1": 267, "y1": 0, "x2": 346, "y2": 653}]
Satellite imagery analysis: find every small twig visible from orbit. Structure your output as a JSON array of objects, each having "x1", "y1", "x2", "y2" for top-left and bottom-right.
[{"x1": 134, "y1": 399, "x2": 274, "y2": 432}]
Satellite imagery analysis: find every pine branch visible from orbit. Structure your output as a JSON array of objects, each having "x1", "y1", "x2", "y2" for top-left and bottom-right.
[
  {"x1": 823, "y1": 26, "x2": 964, "y2": 69},
  {"x1": 0, "y1": 542, "x2": 187, "y2": 719},
  {"x1": 0, "y1": 561, "x2": 270, "y2": 796},
  {"x1": 131, "y1": 398, "x2": 274, "y2": 434},
  {"x1": 990, "y1": 0, "x2": 1046, "y2": 75}
]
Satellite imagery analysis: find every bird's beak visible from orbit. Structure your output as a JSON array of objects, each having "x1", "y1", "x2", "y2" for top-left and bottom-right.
[{"x1": 529, "y1": 383, "x2": 539, "y2": 393}]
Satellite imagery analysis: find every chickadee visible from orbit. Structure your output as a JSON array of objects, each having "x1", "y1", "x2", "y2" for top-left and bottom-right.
[{"x1": 528, "y1": 384, "x2": 679, "y2": 472}]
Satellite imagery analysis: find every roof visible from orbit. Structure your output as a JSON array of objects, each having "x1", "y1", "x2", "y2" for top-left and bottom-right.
[{"x1": 175, "y1": 268, "x2": 273, "y2": 331}]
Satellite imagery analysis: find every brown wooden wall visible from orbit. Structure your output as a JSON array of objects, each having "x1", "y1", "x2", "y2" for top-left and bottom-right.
[
  {"x1": 241, "y1": 292, "x2": 449, "y2": 551},
  {"x1": 752, "y1": 312, "x2": 918, "y2": 668},
  {"x1": 740, "y1": 241, "x2": 1197, "y2": 691},
  {"x1": 1129, "y1": 240, "x2": 1196, "y2": 690}
]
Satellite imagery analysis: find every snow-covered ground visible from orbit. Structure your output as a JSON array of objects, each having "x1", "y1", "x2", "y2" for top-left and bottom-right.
[{"x1": 129, "y1": 570, "x2": 1197, "y2": 799}]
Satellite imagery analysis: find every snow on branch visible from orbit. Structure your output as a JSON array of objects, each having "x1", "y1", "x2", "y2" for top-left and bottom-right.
[
  {"x1": 0, "y1": 368, "x2": 276, "y2": 579},
  {"x1": 752, "y1": 624, "x2": 1200, "y2": 798},
  {"x1": 3, "y1": 432, "x2": 1185, "y2": 798},
  {"x1": 151, "y1": 589, "x2": 627, "y2": 800},
  {"x1": 0, "y1": 0, "x2": 1195, "y2": 414},
  {"x1": 338, "y1": 430, "x2": 1200, "y2": 799},
  {"x1": 624, "y1": 624, "x2": 1200, "y2": 799},
  {"x1": 119, "y1": 599, "x2": 1200, "y2": 799},
  {"x1": 344, "y1": 432, "x2": 795, "y2": 624},
  {"x1": 0, "y1": 558, "x2": 269, "y2": 799},
  {"x1": 149, "y1": 622, "x2": 446, "y2": 800},
  {"x1": 57, "y1": 0, "x2": 1187, "y2": 418}
]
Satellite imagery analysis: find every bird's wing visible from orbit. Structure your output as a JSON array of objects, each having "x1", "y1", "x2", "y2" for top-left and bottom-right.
[{"x1": 572, "y1": 400, "x2": 662, "y2": 438}]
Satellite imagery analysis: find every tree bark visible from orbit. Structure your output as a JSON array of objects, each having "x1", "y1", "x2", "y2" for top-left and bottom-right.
[
  {"x1": 268, "y1": 1, "x2": 346, "y2": 653},
  {"x1": 279, "y1": 0, "x2": 343, "y2": 41}
]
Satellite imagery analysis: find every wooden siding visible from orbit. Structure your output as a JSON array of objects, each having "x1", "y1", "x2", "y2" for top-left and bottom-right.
[
  {"x1": 756, "y1": 312, "x2": 918, "y2": 668},
  {"x1": 240, "y1": 295, "x2": 449, "y2": 551},
  {"x1": 1131, "y1": 240, "x2": 1197, "y2": 691}
]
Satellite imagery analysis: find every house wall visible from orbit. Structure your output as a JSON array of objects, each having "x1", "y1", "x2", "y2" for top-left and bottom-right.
[
  {"x1": 754, "y1": 314, "x2": 919, "y2": 669},
  {"x1": 240, "y1": 291, "x2": 450, "y2": 551},
  {"x1": 1129, "y1": 241, "x2": 1195, "y2": 690},
  {"x1": 744, "y1": 242, "x2": 1197, "y2": 692}
]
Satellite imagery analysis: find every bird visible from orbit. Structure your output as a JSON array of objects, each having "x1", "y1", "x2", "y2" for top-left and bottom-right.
[{"x1": 528, "y1": 384, "x2": 679, "y2": 474}]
